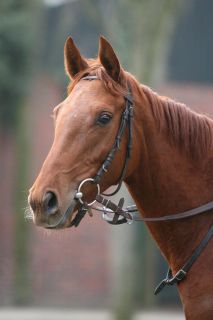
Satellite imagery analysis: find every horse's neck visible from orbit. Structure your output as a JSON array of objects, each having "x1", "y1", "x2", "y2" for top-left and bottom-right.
[
  {"x1": 125, "y1": 86, "x2": 213, "y2": 316},
  {"x1": 125, "y1": 86, "x2": 213, "y2": 269}
]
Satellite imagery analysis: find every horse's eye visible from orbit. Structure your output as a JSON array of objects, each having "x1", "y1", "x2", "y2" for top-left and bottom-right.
[{"x1": 97, "y1": 113, "x2": 112, "y2": 126}]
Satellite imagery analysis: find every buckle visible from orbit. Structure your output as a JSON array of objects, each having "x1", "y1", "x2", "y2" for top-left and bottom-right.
[
  {"x1": 126, "y1": 212, "x2": 134, "y2": 225},
  {"x1": 102, "y1": 206, "x2": 113, "y2": 222},
  {"x1": 154, "y1": 268, "x2": 187, "y2": 295},
  {"x1": 174, "y1": 269, "x2": 186, "y2": 282}
]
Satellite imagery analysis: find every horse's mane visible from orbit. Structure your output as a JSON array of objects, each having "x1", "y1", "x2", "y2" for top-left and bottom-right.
[
  {"x1": 68, "y1": 62, "x2": 213, "y2": 160},
  {"x1": 141, "y1": 84, "x2": 213, "y2": 159}
]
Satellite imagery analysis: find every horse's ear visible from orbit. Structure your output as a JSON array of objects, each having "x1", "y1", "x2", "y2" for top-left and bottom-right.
[
  {"x1": 64, "y1": 37, "x2": 88, "y2": 79},
  {"x1": 98, "y1": 36, "x2": 121, "y2": 82}
]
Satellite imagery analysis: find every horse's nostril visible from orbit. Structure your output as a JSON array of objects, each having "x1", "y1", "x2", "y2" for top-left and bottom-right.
[{"x1": 43, "y1": 191, "x2": 58, "y2": 215}]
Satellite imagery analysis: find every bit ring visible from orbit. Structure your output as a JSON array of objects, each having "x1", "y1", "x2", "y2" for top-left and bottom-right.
[{"x1": 76, "y1": 178, "x2": 100, "y2": 206}]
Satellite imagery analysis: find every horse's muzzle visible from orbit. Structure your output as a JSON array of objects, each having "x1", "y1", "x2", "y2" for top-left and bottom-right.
[{"x1": 28, "y1": 189, "x2": 78, "y2": 229}]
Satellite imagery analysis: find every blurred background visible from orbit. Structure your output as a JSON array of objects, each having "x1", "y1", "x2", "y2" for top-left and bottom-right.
[{"x1": 1, "y1": 0, "x2": 213, "y2": 319}]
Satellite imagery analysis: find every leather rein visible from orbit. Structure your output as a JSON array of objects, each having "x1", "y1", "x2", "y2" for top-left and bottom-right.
[{"x1": 48, "y1": 75, "x2": 213, "y2": 294}]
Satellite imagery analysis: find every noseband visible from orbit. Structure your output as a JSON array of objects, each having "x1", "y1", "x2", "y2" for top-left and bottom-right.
[{"x1": 47, "y1": 75, "x2": 213, "y2": 295}]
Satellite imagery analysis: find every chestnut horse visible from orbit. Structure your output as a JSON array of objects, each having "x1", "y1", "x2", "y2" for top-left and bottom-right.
[{"x1": 28, "y1": 37, "x2": 213, "y2": 319}]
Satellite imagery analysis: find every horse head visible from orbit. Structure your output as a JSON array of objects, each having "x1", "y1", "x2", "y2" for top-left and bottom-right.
[{"x1": 28, "y1": 37, "x2": 136, "y2": 228}]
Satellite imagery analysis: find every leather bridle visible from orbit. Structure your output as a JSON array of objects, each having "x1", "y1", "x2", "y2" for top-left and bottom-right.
[{"x1": 47, "y1": 75, "x2": 213, "y2": 294}]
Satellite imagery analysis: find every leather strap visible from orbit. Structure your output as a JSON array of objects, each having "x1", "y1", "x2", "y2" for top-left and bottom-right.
[
  {"x1": 70, "y1": 206, "x2": 87, "y2": 227},
  {"x1": 95, "y1": 196, "x2": 213, "y2": 223},
  {"x1": 93, "y1": 84, "x2": 134, "y2": 197},
  {"x1": 154, "y1": 224, "x2": 213, "y2": 294},
  {"x1": 96, "y1": 195, "x2": 132, "y2": 220},
  {"x1": 140, "y1": 201, "x2": 213, "y2": 222}
]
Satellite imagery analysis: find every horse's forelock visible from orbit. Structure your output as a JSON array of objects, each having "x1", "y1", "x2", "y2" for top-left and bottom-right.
[{"x1": 67, "y1": 60, "x2": 129, "y2": 97}]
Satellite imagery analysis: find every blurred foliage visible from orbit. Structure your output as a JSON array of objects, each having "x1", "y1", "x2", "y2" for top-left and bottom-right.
[
  {"x1": 37, "y1": 0, "x2": 106, "y2": 88},
  {"x1": 98, "y1": 0, "x2": 185, "y2": 83},
  {"x1": 0, "y1": 0, "x2": 42, "y2": 131},
  {"x1": 0, "y1": 0, "x2": 43, "y2": 305},
  {"x1": 31, "y1": 0, "x2": 185, "y2": 95},
  {"x1": 169, "y1": 0, "x2": 213, "y2": 83}
]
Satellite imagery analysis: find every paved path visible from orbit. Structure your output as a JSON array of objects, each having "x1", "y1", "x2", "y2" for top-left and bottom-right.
[{"x1": 0, "y1": 308, "x2": 184, "y2": 320}]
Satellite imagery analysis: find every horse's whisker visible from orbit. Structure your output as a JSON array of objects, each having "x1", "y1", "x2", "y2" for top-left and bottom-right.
[{"x1": 24, "y1": 206, "x2": 34, "y2": 221}]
